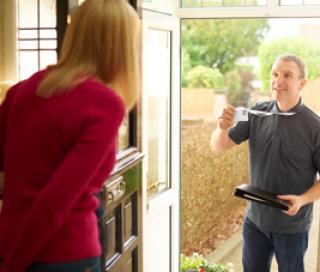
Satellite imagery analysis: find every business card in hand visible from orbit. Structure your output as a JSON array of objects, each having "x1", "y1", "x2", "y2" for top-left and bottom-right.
[
  {"x1": 234, "y1": 183, "x2": 290, "y2": 211},
  {"x1": 233, "y1": 107, "x2": 249, "y2": 125}
]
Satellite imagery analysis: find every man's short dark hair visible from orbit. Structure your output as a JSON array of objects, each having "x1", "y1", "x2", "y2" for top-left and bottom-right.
[{"x1": 275, "y1": 54, "x2": 308, "y2": 79}]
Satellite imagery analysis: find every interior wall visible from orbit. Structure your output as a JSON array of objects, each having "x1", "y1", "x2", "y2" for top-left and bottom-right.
[
  {"x1": 0, "y1": 0, "x2": 17, "y2": 102},
  {"x1": 0, "y1": 0, "x2": 4, "y2": 81}
]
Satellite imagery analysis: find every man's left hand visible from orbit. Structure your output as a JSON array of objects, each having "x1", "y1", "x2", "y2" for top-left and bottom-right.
[{"x1": 278, "y1": 194, "x2": 304, "y2": 216}]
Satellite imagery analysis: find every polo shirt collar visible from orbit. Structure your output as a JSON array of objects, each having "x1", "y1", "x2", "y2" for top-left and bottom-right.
[{"x1": 271, "y1": 98, "x2": 304, "y2": 114}]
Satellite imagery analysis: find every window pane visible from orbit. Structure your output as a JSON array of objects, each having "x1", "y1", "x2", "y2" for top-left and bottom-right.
[
  {"x1": 18, "y1": 0, "x2": 38, "y2": 27},
  {"x1": 256, "y1": 0, "x2": 267, "y2": 4},
  {"x1": 202, "y1": 0, "x2": 223, "y2": 7},
  {"x1": 40, "y1": 29, "x2": 57, "y2": 39},
  {"x1": 224, "y1": 0, "x2": 246, "y2": 6},
  {"x1": 40, "y1": 51, "x2": 57, "y2": 69},
  {"x1": 181, "y1": 0, "x2": 202, "y2": 7},
  {"x1": 40, "y1": 0, "x2": 56, "y2": 27},
  {"x1": 118, "y1": 117, "x2": 130, "y2": 151},
  {"x1": 19, "y1": 40, "x2": 38, "y2": 50},
  {"x1": 19, "y1": 30, "x2": 38, "y2": 39},
  {"x1": 305, "y1": 0, "x2": 320, "y2": 4},
  {"x1": 40, "y1": 40, "x2": 57, "y2": 49},
  {"x1": 247, "y1": 0, "x2": 266, "y2": 5},
  {"x1": 19, "y1": 51, "x2": 39, "y2": 80},
  {"x1": 17, "y1": 0, "x2": 57, "y2": 80},
  {"x1": 280, "y1": 0, "x2": 320, "y2": 6},
  {"x1": 279, "y1": 0, "x2": 302, "y2": 5},
  {"x1": 181, "y1": 0, "x2": 266, "y2": 7},
  {"x1": 144, "y1": 29, "x2": 171, "y2": 198}
]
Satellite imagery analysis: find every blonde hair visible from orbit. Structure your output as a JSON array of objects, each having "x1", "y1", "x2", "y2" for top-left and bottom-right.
[{"x1": 37, "y1": 0, "x2": 140, "y2": 110}]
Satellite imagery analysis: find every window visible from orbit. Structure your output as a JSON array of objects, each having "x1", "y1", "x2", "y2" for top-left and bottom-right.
[
  {"x1": 280, "y1": 0, "x2": 320, "y2": 5},
  {"x1": 15, "y1": 0, "x2": 135, "y2": 154},
  {"x1": 17, "y1": 0, "x2": 57, "y2": 80},
  {"x1": 181, "y1": 0, "x2": 267, "y2": 8}
]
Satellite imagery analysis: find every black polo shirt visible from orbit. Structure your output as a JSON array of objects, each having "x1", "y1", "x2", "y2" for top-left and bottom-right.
[{"x1": 229, "y1": 99, "x2": 320, "y2": 233}]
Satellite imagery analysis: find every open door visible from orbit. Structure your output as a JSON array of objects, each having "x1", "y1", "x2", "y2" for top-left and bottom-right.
[{"x1": 142, "y1": 1, "x2": 180, "y2": 272}]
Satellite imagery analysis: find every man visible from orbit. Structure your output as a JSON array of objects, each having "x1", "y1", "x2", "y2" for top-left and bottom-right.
[{"x1": 210, "y1": 54, "x2": 320, "y2": 272}]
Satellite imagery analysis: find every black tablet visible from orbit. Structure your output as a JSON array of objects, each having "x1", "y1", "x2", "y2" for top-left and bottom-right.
[{"x1": 234, "y1": 183, "x2": 290, "y2": 211}]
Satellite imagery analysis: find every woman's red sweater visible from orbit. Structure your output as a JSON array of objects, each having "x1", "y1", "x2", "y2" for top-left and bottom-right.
[{"x1": 0, "y1": 70, "x2": 125, "y2": 271}]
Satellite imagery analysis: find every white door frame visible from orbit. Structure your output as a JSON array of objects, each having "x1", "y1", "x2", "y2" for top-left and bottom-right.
[
  {"x1": 142, "y1": 1, "x2": 320, "y2": 271},
  {"x1": 142, "y1": 6, "x2": 180, "y2": 272}
]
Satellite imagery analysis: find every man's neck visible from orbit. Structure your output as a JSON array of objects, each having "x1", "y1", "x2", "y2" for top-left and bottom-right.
[{"x1": 276, "y1": 97, "x2": 301, "y2": 112}]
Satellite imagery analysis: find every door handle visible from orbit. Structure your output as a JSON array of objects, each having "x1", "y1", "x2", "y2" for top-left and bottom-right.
[
  {"x1": 105, "y1": 176, "x2": 125, "y2": 203},
  {"x1": 147, "y1": 181, "x2": 167, "y2": 194}
]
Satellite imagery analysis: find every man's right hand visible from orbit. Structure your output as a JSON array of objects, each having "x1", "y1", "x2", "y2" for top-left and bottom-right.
[
  {"x1": 211, "y1": 104, "x2": 237, "y2": 153},
  {"x1": 217, "y1": 105, "x2": 235, "y2": 130}
]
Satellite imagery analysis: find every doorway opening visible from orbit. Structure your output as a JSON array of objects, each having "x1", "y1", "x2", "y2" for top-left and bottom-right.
[{"x1": 181, "y1": 17, "x2": 320, "y2": 272}]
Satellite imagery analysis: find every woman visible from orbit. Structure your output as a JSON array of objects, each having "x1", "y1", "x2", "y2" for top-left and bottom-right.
[{"x1": 0, "y1": 0, "x2": 140, "y2": 271}]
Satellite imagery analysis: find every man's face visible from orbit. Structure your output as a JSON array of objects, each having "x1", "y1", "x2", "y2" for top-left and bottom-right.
[{"x1": 271, "y1": 60, "x2": 306, "y2": 105}]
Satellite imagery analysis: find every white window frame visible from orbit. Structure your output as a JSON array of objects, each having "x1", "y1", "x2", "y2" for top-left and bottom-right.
[{"x1": 176, "y1": 0, "x2": 320, "y2": 18}]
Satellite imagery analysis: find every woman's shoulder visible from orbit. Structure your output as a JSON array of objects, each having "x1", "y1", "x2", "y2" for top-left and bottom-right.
[
  {"x1": 24, "y1": 69, "x2": 50, "y2": 85},
  {"x1": 9, "y1": 69, "x2": 50, "y2": 97},
  {"x1": 72, "y1": 79, "x2": 126, "y2": 115}
]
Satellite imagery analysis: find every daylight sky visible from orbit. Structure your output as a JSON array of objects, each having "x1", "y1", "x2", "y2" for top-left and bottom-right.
[{"x1": 265, "y1": 18, "x2": 320, "y2": 42}]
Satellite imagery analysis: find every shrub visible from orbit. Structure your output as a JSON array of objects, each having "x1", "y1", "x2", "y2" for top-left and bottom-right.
[
  {"x1": 180, "y1": 253, "x2": 230, "y2": 272},
  {"x1": 185, "y1": 65, "x2": 225, "y2": 91}
]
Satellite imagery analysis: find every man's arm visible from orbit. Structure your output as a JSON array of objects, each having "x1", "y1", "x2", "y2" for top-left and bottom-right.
[
  {"x1": 210, "y1": 104, "x2": 237, "y2": 153},
  {"x1": 300, "y1": 180, "x2": 320, "y2": 205},
  {"x1": 278, "y1": 180, "x2": 320, "y2": 216}
]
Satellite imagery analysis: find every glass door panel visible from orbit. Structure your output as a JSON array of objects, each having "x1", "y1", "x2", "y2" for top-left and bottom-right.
[
  {"x1": 118, "y1": 117, "x2": 130, "y2": 151},
  {"x1": 144, "y1": 29, "x2": 171, "y2": 199}
]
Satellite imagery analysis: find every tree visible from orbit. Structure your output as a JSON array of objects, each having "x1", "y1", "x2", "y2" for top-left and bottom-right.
[
  {"x1": 182, "y1": 19, "x2": 270, "y2": 75},
  {"x1": 182, "y1": 49, "x2": 192, "y2": 87},
  {"x1": 259, "y1": 38, "x2": 320, "y2": 92},
  {"x1": 225, "y1": 65, "x2": 255, "y2": 107},
  {"x1": 185, "y1": 65, "x2": 225, "y2": 90},
  {"x1": 181, "y1": 18, "x2": 269, "y2": 106}
]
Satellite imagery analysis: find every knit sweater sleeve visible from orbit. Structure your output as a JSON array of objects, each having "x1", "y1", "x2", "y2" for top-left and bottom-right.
[{"x1": 1, "y1": 91, "x2": 125, "y2": 272}]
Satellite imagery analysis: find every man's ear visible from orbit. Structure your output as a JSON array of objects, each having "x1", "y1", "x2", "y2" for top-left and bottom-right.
[{"x1": 300, "y1": 79, "x2": 307, "y2": 90}]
